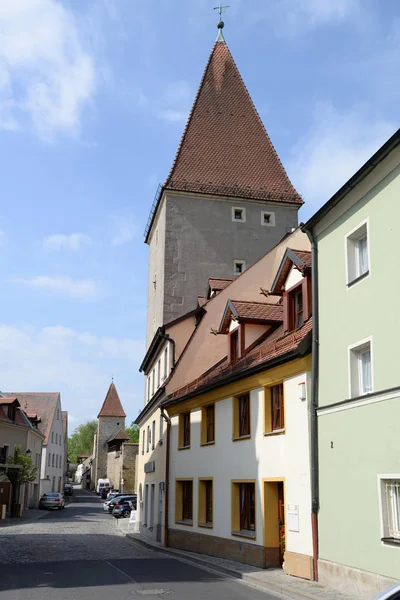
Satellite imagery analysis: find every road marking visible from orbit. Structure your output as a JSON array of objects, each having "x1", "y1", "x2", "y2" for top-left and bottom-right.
[{"x1": 103, "y1": 560, "x2": 136, "y2": 583}]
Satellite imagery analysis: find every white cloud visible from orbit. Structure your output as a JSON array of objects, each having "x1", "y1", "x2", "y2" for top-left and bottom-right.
[
  {"x1": 289, "y1": 104, "x2": 396, "y2": 217},
  {"x1": 0, "y1": 323, "x2": 145, "y2": 427},
  {"x1": 110, "y1": 215, "x2": 137, "y2": 247},
  {"x1": 12, "y1": 275, "x2": 103, "y2": 301},
  {"x1": 43, "y1": 233, "x2": 93, "y2": 251},
  {"x1": 0, "y1": 0, "x2": 96, "y2": 139}
]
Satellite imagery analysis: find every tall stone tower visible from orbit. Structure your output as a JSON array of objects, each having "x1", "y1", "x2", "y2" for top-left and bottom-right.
[
  {"x1": 144, "y1": 27, "x2": 303, "y2": 347},
  {"x1": 93, "y1": 382, "x2": 126, "y2": 483}
]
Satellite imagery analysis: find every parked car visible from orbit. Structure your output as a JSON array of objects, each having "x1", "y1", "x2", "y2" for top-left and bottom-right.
[
  {"x1": 107, "y1": 494, "x2": 137, "y2": 514},
  {"x1": 112, "y1": 500, "x2": 133, "y2": 519},
  {"x1": 64, "y1": 483, "x2": 73, "y2": 496},
  {"x1": 39, "y1": 493, "x2": 65, "y2": 510},
  {"x1": 96, "y1": 478, "x2": 111, "y2": 495},
  {"x1": 102, "y1": 492, "x2": 129, "y2": 512},
  {"x1": 372, "y1": 584, "x2": 400, "y2": 600},
  {"x1": 106, "y1": 488, "x2": 119, "y2": 499},
  {"x1": 100, "y1": 487, "x2": 110, "y2": 500}
]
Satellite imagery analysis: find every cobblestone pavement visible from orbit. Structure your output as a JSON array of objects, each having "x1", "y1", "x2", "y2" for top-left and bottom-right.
[
  {"x1": 0, "y1": 487, "x2": 278, "y2": 600},
  {"x1": 0, "y1": 488, "x2": 161, "y2": 564}
]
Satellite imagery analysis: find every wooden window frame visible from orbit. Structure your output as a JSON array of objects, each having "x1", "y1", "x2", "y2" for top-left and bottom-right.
[
  {"x1": 175, "y1": 478, "x2": 193, "y2": 525},
  {"x1": 198, "y1": 478, "x2": 213, "y2": 528},
  {"x1": 230, "y1": 329, "x2": 239, "y2": 363},
  {"x1": 201, "y1": 404, "x2": 215, "y2": 445},
  {"x1": 232, "y1": 393, "x2": 251, "y2": 441},
  {"x1": 231, "y1": 480, "x2": 256, "y2": 539},
  {"x1": 151, "y1": 420, "x2": 156, "y2": 451},
  {"x1": 178, "y1": 412, "x2": 191, "y2": 449},
  {"x1": 264, "y1": 383, "x2": 285, "y2": 435}
]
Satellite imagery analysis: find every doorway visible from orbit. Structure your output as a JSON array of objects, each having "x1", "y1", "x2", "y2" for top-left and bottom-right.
[{"x1": 263, "y1": 480, "x2": 285, "y2": 568}]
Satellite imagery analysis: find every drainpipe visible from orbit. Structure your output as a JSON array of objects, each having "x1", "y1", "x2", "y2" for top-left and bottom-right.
[
  {"x1": 305, "y1": 226, "x2": 320, "y2": 582},
  {"x1": 159, "y1": 333, "x2": 175, "y2": 368},
  {"x1": 161, "y1": 408, "x2": 171, "y2": 548}
]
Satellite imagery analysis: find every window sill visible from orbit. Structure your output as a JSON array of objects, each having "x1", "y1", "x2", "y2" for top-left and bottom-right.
[
  {"x1": 232, "y1": 530, "x2": 256, "y2": 540},
  {"x1": 382, "y1": 537, "x2": 400, "y2": 546},
  {"x1": 175, "y1": 519, "x2": 193, "y2": 527},
  {"x1": 178, "y1": 446, "x2": 191, "y2": 451},
  {"x1": 347, "y1": 270, "x2": 369, "y2": 288},
  {"x1": 232, "y1": 435, "x2": 251, "y2": 442},
  {"x1": 264, "y1": 429, "x2": 285, "y2": 437},
  {"x1": 200, "y1": 441, "x2": 215, "y2": 447},
  {"x1": 198, "y1": 522, "x2": 213, "y2": 529}
]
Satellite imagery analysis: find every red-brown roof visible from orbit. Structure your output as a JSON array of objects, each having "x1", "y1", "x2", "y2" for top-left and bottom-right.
[
  {"x1": 231, "y1": 300, "x2": 283, "y2": 322},
  {"x1": 168, "y1": 318, "x2": 312, "y2": 402},
  {"x1": 208, "y1": 278, "x2": 233, "y2": 293},
  {"x1": 164, "y1": 41, "x2": 302, "y2": 205},
  {"x1": 3, "y1": 392, "x2": 59, "y2": 444},
  {"x1": 0, "y1": 397, "x2": 19, "y2": 405},
  {"x1": 107, "y1": 427, "x2": 129, "y2": 443},
  {"x1": 291, "y1": 250, "x2": 312, "y2": 267},
  {"x1": 98, "y1": 383, "x2": 126, "y2": 418},
  {"x1": 270, "y1": 248, "x2": 312, "y2": 295}
]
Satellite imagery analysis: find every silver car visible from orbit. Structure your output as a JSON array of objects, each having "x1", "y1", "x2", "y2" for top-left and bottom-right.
[{"x1": 39, "y1": 492, "x2": 65, "y2": 510}]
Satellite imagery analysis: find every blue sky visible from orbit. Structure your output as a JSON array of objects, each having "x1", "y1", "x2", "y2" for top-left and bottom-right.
[{"x1": 0, "y1": 0, "x2": 398, "y2": 433}]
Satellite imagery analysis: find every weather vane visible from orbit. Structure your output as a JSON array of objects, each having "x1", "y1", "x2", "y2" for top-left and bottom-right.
[
  {"x1": 213, "y1": 3, "x2": 231, "y2": 21},
  {"x1": 213, "y1": 3, "x2": 230, "y2": 40}
]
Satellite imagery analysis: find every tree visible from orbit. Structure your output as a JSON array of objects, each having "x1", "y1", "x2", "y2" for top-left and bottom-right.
[
  {"x1": 125, "y1": 422, "x2": 139, "y2": 443},
  {"x1": 6, "y1": 445, "x2": 38, "y2": 516},
  {"x1": 68, "y1": 420, "x2": 97, "y2": 463}
]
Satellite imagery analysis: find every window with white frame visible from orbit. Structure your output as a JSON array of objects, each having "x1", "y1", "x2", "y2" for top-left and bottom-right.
[
  {"x1": 152, "y1": 420, "x2": 156, "y2": 450},
  {"x1": 380, "y1": 478, "x2": 400, "y2": 542},
  {"x1": 157, "y1": 359, "x2": 161, "y2": 388},
  {"x1": 142, "y1": 430, "x2": 145, "y2": 454},
  {"x1": 152, "y1": 369, "x2": 155, "y2": 395},
  {"x1": 261, "y1": 211, "x2": 275, "y2": 227},
  {"x1": 147, "y1": 377, "x2": 151, "y2": 402},
  {"x1": 163, "y1": 346, "x2": 168, "y2": 380},
  {"x1": 147, "y1": 425, "x2": 151, "y2": 453},
  {"x1": 159, "y1": 413, "x2": 164, "y2": 442},
  {"x1": 233, "y1": 260, "x2": 246, "y2": 276},
  {"x1": 232, "y1": 207, "x2": 246, "y2": 222},
  {"x1": 346, "y1": 221, "x2": 369, "y2": 285},
  {"x1": 349, "y1": 339, "x2": 372, "y2": 397}
]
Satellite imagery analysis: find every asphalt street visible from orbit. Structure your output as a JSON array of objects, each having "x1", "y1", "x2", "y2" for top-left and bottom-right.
[{"x1": 0, "y1": 487, "x2": 277, "y2": 600}]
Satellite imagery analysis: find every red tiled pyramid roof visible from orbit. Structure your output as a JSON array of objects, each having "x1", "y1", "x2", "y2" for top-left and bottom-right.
[
  {"x1": 164, "y1": 41, "x2": 302, "y2": 205},
  {"x1": 98, "y1": 383, "x2": 126, "y2": 418}
]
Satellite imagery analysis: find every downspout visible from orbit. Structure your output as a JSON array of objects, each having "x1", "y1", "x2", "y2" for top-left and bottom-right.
[
  {"x1": 161, "y1": 408, "x2": 171, "y2": 548},
  {"x1": 159, "y1": 333, "x2": 176, "y2": 368},
  {"x1": 305, "y1": 227, "x2": 320, "y2": 582}
]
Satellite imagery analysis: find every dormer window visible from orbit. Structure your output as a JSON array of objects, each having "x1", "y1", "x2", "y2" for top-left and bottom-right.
[
  {"x1": 288, "y1": 285, "x2": 303, "y2": 331},
  {"x1": 230, "y1": 329, "x2": 239, "y2": 363}
]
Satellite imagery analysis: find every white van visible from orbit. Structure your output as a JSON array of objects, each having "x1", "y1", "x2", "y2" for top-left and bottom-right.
[{"x1": 96, "y1": 479, "x2": 111, "y2": 495}]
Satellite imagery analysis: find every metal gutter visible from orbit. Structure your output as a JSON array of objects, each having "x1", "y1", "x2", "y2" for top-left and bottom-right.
[{"x1": 304, "y1": 227, "x2": 320, "y2": 581}]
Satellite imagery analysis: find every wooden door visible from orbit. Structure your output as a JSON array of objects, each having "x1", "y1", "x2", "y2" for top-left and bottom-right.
[{"x1": 278, "y1": 482, "x2": 285, "y2": 565}]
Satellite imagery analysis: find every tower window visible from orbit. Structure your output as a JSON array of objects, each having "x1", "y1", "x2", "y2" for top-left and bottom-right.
[
  {"x1": 261, "y1": 211, "x2": 275, "y2": 227},
  {"x1": 232, "y1": 207, "x2": 246, "y2": 222},
  {"x1": 234, "y1": 260, "x2": 246, "y2": 276}
]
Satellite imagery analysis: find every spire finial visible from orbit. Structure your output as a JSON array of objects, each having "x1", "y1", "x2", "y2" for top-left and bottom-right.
[{"x1": 213, "y1": 4, "x2": 230, "y2": 42}]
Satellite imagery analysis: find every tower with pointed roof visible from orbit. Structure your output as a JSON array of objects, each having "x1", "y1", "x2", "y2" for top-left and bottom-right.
[
  {"x1": 93, "y1": 382, "x2": 126, "y2": 484},
  {"x1": 144, "y1": 21, "x2": 302, "y2": 347}
]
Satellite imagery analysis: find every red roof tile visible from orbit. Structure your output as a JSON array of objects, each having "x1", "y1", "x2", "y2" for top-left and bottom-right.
[
  {"x1": 164, "y1": 42, "x2": 302, "y2": 205},
  {"x1": 231, "y1": 300, "x2": 283, "y2": 322},
  {"x1": 98, "y1": 383, "x2": 126, "y2": 418},
  {"x1": 169, "y1": 319, "x2": 312, "y2": 402},
  {"x1": 107, "y1": 427, "x2": 129, "y2": 443},
  {"x1": 291, "y1": 250, "x2": 312, "y2": 268},
  {"x1": 209, "y1": 278, "x2": 233, "y2": 291},
  {"x1": 0, "y1": 397, "x2": 19, "y2": 405}
]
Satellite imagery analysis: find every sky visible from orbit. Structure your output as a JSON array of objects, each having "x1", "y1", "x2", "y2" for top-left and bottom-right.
[{"x1": 0, "y1": 0, "x2": 398, "y2": 434}]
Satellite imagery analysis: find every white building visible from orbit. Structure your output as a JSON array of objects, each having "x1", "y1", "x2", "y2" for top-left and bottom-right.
[
  {"x1": 163, "y1": 249, "x2": 315, "y2": 579},
  {"x1": 5, "y1": 393, "x2": 66, "y2": 495}
]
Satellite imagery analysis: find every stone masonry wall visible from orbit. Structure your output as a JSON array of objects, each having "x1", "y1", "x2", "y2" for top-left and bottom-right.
[
  {"x1": 94, "y1": 416, "x2": 125, "y2": 485},
  {"x1": 122, "y1": 443, "x2": 139, "y2": 493}
]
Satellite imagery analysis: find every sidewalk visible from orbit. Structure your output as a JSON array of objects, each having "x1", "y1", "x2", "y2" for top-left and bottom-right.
[
  {"x1": 116, "y1": 519, "x2": 358, "y2": 600},
  {"x1": 0, "y1": 508, "x2": 47, "y2": 527}
]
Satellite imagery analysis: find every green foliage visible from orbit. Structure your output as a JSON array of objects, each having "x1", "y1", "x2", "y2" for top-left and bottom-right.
[
  {"x1": 6, "y1": 445, "x2": 38, "y2": 484},
  {"x1": 68, "y1": 420, "x2": 97, "y2": 463},
  {"x1": 125, "y1": 422, "x2": 139, "y2": 443}
]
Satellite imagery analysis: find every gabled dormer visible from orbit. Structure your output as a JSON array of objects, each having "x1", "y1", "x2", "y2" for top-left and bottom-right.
[
  {"x1": 207, "y1": 278, "x2": 233, "y2": 300},
  {"x1": 0, "y1": 397, "x2": 20, "y2": 423},
  {"x1": 219, "y1": 300, "x2": 283, "y2": 363},
  {"x1": 270, "y1": 249, "x2": 312, "y2": 334}
]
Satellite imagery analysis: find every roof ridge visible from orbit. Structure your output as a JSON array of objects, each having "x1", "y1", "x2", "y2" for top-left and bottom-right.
[{"x1": 231, "y1": 299, "x2": 281, "y2": 306}]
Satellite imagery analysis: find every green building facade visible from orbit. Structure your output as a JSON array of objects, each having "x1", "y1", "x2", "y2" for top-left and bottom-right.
[{"x1": 305, "y1": 130, "x2": 400, "y2": 597}]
